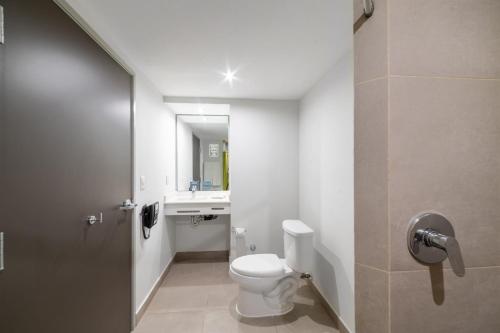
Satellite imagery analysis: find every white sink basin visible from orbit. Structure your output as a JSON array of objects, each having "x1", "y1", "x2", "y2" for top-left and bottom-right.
[{"x1": 164, "y1": 191, "x2": 231, "y2": 216}]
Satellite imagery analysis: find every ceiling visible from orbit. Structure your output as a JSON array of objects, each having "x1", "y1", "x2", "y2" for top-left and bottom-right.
[
  {"x1": 66, "y1": 0, "x2": 352, "y2": 100},
  {"x1": 178, "y1": 115, "x2": 229, "y2": 140},
  {"x1": 167, "y1": 103, "x2": 230, "y2": 115}
]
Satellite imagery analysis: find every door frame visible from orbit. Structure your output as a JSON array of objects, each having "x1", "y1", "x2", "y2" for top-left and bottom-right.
[{"x1": 52, "y1": 0, "x2": 137, "y2": 329}]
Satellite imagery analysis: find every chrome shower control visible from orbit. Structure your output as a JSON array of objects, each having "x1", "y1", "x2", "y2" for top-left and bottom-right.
[{"x1": 407, "y1": 212, "x2": 465, "y2": 277}]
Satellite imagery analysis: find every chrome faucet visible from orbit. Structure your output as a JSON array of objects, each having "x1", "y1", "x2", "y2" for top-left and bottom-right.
[{"x1": 189, "y1": 181, "x2": 199, "y2": 194}]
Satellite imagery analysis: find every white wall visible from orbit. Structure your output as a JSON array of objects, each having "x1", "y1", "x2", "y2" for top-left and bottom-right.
[
  {"x1": 176, "y1": 118, "x2": 193, "y2": 191},
  {"x1": 231, "y1": 99, "x2": 299, "y2": 256},
  {"x1": 175, "y1": 215, "x2": 230, "y2": 252},
  {"x1": 299, "y1": 50, "x2": 354, "y2": 331},
  {"x1": 134, "y1": 75, "x2": 177, "y2": 313},
  {"x1": 171, "y1": 98, "x2": 299, "y2": 256}
]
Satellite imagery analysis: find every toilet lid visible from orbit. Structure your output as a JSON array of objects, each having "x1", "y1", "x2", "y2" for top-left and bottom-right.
[{"x1": 231, "y1": 254, "x2": 285, "y2": 278}]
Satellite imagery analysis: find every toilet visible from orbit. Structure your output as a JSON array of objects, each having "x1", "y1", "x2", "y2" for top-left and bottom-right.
[{"x1": 229, "y1": 220, "x2": 314, "y2": 318}]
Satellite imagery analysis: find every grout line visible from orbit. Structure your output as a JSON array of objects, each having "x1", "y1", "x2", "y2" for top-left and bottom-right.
[
  {"x1": 355, "y1": 76, "x2": 388, "y2": 86},
  {"x1": 389, "y1": 74, "x2": 500, "y2": 81},
  {"x1": 391, "y1": 265, "x2": 500, "y2": 274},
  {"x1": 356, "y1": 264, "x2": 500, "y2": 275},
  {"x1": 356, "y1": 262, "x2": 389, "y2": 274}
]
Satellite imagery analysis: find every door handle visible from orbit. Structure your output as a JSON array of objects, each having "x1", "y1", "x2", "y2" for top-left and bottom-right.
[
  {"x1": 408, "y1": 212, "x2": 465, "y2": 277},
  {"x1": 120, "y1": 199, "x2": 137, "y2": 211},
  {"x1": 86, "y1": 212, "x2": 103, "y2": 225},
  {"x1": 0, "y1": 232, "x2": 4, "y2": 271}
]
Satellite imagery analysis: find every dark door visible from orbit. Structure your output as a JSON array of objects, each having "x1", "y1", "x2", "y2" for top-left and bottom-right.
[
  {"x1": 0, "y1": 1, "x2": 133, "y2": 332},
  {"x1": 193, "y1": 134, "x2": 201, "y2": 182}
]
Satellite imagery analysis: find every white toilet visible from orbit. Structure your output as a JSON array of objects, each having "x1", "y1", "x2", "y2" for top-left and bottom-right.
[{"x1": 229, "y1": 220, "x2": 314, "y2": 318}]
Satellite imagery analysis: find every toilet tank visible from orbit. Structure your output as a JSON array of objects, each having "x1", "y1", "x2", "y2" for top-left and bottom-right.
[{"x1": 282, "y1": 220, "x2": 314, "y2": 273}]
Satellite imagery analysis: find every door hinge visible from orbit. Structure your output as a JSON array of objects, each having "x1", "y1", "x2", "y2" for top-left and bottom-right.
[{"x1": 0, "y1": 5, "x2": 4, "y2": 45}]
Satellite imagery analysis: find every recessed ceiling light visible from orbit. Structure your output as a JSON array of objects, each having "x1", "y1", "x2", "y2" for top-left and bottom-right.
[{"x1": 222, "y1": 67, "x2": 239, "y2": 87}]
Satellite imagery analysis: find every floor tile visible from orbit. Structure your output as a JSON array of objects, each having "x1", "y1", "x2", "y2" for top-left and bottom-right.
[
  {"x1": 138, "y1": 261, "x2": 340, "y2": 333},
  {"x1": 274, "y1": 302, "x2": 341, "y2": 333},
  {"x1": 147, "y1": 285, "x2": 209, "y2": 312},
  {"x1": 133, "y1": 311, "x2": 204, "y2": 333},
  {"x1": 207, "y1": 283, "x2": 239, "y2": 308},
  {"x1": 162, "y1": 262, "x2": 216, "y2": 287},
  {"x1": 203, "y1": 308, "x2": 277, "y2": 333}
]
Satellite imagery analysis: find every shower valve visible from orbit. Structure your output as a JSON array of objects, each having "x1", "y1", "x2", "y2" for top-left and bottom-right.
[{"x1": 407, "y1": 213, "x2": 465, "y2": 277}]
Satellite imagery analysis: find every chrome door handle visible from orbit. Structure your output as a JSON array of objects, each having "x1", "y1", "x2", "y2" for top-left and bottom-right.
[
  {"x1": 87, "y1": 212, "x2": 103, "y2": 225},
  {"x1": 120, "y1": 199, "x2": 137, "y2": 210},
  {"x1": 408, "y1": 213, "x2": 465, "y2": 277}
]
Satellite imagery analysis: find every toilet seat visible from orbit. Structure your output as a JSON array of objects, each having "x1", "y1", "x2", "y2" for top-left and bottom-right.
[{"x1": 231, "y1": 254, "x2": 285, "y2": 278}]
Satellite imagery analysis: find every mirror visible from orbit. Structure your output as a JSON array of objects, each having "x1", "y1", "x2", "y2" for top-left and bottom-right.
[{"x1": 176, "y1": 114, "x2": 229, "y2": 192}]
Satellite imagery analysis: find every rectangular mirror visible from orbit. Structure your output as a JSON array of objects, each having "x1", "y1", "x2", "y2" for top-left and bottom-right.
[{"x1": 176, "y1": 114, "x2": 229, "y2": 191}]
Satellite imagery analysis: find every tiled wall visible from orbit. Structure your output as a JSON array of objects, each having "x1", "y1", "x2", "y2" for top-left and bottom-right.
[{"x1": 354, "y1": 0, "x2": 500, "y2": 332}]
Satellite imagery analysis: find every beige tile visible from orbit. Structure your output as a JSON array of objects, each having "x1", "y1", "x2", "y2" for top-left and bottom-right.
[
  {"x1": 390, "y1": 0, "x2": 500, "y2": 79},
  {"x1": 354, "y1": 0, "x2": 388, "y2": 83},
  {"x1": 389, "y1": 77, "x2": 500, "y2": 271},
  {"x1": 207, "y1": 283, "x2": 239, "y2": 308},
  {"x1": 470, "y1": 267, "x2": 500, "y2": 332},
  {"x1": 162, "y1": 262, "x2": 216, "y2": 287},
  {"x1": 274, "y1": 302, "x2": 341, "y2": 333},
  {"x1": 203, "y1": 308, "x2": 276, "y2": 333},
  {"x1": 355, "y1": 78, "x2": 389, "y2": 270},
  {"x1": 147, "y1": 285, "x2": 209, "y2": 313},
  {"x1": 133, "y1": 311, "x2": 204, "y2": 333},
  {"x1": 390, "y1": 267, "x2": 500, "y2": 333},
  {"x1": 293, "y1": 282, "x2": 320, "y2": 307},
  {"x1": 355, "y1": 264, "x2": 389, "y2": 333},
  {"x1": 211, "y1": 261, "x2": 234, "y2": 284}
]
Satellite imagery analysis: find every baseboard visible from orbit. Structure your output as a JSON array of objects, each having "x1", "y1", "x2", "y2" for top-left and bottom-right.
[
  {"x1": 174, "y1": 250, "x2": 229, "y2": 262},
  {"x1": 307, "y1": 280, "x2": 352, "y2": 333},
  {"x1": 134, "y1": 256, "x2": 175, "y2": 326}
]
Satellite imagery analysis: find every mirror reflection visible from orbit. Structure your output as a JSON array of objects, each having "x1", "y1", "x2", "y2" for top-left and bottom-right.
[{"x1": 176, "y1": 114, "x2": 229, "y2": 192}]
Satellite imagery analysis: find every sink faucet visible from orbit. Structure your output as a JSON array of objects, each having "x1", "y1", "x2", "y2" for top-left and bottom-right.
[{"x1": 189, "y1": 181, "x2": 199, "y2": 194}]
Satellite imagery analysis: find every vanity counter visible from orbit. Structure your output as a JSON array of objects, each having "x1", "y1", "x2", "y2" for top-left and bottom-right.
[{"x1": 164, "y1": 191, "x2": 231, "y2": 216}]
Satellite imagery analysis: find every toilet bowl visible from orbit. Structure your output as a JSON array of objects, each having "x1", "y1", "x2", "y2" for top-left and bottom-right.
[{"x1": 229, "y1": 220, "x2": 314, "y2": 318}]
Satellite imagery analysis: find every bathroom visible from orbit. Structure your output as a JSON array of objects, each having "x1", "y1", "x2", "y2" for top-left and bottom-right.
[{"x1": 0, "y1": 1, "x2": 499, "y2": 333}]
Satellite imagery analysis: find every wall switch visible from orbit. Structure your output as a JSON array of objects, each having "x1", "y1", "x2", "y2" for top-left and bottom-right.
[
  {"x1": 165, "y1": 176, "x2": 169, "y2": 185},
  {"x1": 140, "y1": 176, "x2": 146, "y2": 191}
]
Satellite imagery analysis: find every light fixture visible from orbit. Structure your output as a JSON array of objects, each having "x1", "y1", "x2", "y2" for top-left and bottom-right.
[{"x1": 222, "y1": 67, "x2": 239, "y2": 87}]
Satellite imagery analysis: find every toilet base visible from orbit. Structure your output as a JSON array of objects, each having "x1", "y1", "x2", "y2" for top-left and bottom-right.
[
  {"x1": 235, "y1": 281, "x2": 297, "y2": 318},
  {"x1": 235, "y1": 302, "x2": 294, "y2": 318}
]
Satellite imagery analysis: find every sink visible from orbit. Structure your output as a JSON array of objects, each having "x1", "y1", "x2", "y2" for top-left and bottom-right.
[{"x1": 164, "y1": 191, "x2": 231, "y2": 216}]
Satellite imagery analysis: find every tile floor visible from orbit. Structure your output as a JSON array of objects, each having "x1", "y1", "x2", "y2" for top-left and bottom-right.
[{"x1": 134, "y1": 260, "x2": 342, "y2": 333}]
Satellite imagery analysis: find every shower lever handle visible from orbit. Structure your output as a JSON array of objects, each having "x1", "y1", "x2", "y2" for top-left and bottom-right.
[{"x1": 416, "y1": 228, "x2": 465, "y2": 277}]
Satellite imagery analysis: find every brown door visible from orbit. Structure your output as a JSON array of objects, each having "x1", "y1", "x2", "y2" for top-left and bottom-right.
[{"x1": 0, "y1": 1, "x2": 133, "y2": 332}]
